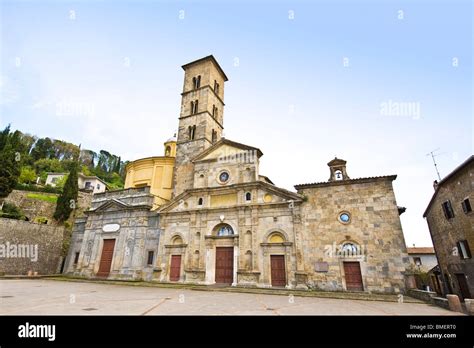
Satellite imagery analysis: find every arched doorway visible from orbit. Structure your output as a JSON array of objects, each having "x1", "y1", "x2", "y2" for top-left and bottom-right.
[
  {"x1": 267, "y1": 232, "x2": 287, "y2": 287},
  {"x1": 214, "y1": 224, "x2": 235, "y2": 285}
]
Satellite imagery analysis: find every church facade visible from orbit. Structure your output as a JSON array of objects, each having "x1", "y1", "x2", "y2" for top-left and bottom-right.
[{"x1": 65, "y1": 55, "x2": 410, "y2": 293}]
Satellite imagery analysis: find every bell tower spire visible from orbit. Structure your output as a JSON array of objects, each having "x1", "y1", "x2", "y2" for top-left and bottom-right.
[{"x1": 172, "y1": 55, "x2": 228, "y2": 197}]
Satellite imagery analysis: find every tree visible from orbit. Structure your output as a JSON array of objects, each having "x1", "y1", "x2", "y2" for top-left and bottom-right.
[
  {"x1": 53, "y1": 162, "x2": 78, "y2": 222},
  {"x1": 30, "y1": 137, "x2": 55, "y2": 161},
  {"x1": 0, "y1": 126, "x2": 21, "y2": 205},
  {"x1": 55, "y1": 174, "x2": 68, "y2": 190},
  {"x1": 19, "y1": 166, "x2": 37, "y2": 184}
]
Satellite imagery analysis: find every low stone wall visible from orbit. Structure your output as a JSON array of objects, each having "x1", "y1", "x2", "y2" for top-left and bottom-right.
[
  {"x1": 0, "y1": 218, "x2": 65, "y2": 275},
  {"x1": 432, "y1": 296, "x2": 450, "y2": 310},
  {"x1": 407, "y1": 289, "x2": 437, "y2": 302},
  {"x1": 407, "y1": 289, "x2": 455, "y2": 312}
]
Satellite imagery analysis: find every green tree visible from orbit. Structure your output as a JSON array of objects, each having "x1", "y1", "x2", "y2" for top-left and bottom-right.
[
  {"x1": 53, "y1": 162, "x2": 78, "y2": 222},
  {"x1": 0, "y1": 126, "x2": 21, "y2": 204},
  {"x1": 55, "y1": 174, "x2": 68, "y2": 190},
  {"x1": 30, "y1": 137, "x2": 55, "y2": 161},
  {"x1": 19, "y1": 166, "x2": 37, "y2": 184}
]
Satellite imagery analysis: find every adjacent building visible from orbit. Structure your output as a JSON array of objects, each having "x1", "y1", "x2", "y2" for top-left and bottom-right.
[
  {"x1": 406, "y1": 246, "x2": 437, "y2": 272},
  {"x1": 123, "y1": 137, "x2": 177, "y2": 209},
  {"x1": 423, "y1": 155, "x2": 473, "y2": 300},
  {"x1": 46, "y1": 172, "x2": 107, "y2": 194},
  {"x1": 64, "y1": 55, "x2": 410, "y2": 293}
]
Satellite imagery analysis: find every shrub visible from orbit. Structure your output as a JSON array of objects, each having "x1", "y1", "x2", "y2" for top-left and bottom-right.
[
  {"x1": 19, "y1": 166, "x2": 37, "y2": 184},
  {"x1": 0, "y1": 202, "x2": 26, "y2": 220},
  {"x1": 15, "y1": 183, "x2": 62, "y2": 194}
]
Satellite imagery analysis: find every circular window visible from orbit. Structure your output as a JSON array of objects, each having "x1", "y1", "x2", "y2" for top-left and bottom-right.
[
  {"x1": 263, "y1": 194, "x2": 273, "y2": 203},
  {"x1": 218, "y1": 171, "x2": 230, "y2": 183},
  {"x1": 338, "y1": 212, "x2": 351, "y2": 224}
]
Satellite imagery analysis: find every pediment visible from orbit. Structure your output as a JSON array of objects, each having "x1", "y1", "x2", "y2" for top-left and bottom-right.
[
  {"x1": 89, "y1": 199, "x2": 131, "y2": 213},
  {"x1": 193, "y1": 139, "x2": 263, "y2": 162},
  {"x1": 159, "y1": 182, "x2": 303, "y2": 213}
]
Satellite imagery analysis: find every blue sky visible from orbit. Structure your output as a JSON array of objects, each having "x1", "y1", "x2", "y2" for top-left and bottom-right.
[{"x1": 1, "y1": 0, "x2": 472, "y2": 247}]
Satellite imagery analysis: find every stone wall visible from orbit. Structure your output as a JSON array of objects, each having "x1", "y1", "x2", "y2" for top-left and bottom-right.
[
  {"x1": 0, "y1": 218, "x2": 65, "y2": 275},
  {"x1": 297, "y1": 177, "x2": 410, "y2": 293},
  {"x1": 65, "y1": 187, "x2": 160, "y2": 280},
  {"x1": 424, "y1": 157, "x2": 473, "y2": 299},
  {"x1": 4, "y1": 189, "x2": 93, "y2": 224}
]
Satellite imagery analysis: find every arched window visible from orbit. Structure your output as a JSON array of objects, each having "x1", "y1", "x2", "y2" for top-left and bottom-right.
[
  {"x1": 196, "y1": 75, "x2": 201, "y2": 88},
  {"x1": 188, "y1": 125, "x2": 196, "y2": 140},
  {"x1": 245, "y1": 192, "x2": 251, "y2": 201},
  {"x1": 212, "y1": 104, "x2": 216, "y2": 117},
  {"x1": 216, "y1": 224, "x2": 234, "y2": 236},
  {"x1": 268, "y1": 233, "x2": 285, "y2": 243},
  {"x1": 194, "y1": 100, "x2": 199, "y2": 114},
  {"x1": 192, "y1": 77, "x2": 196, "y2": 89},
  {"x1": 340, "y1": 242, "x2": 360, "y2": 257},
  {"x1": 198, "y1": 197, "x2": 203, "y2": 206},
  {"x1": 191, "y1": 100, "x2": 199, "y2": 115},
  {"x1": 165, "y1": 146, "x2": 171, "y2": 157},
  {"x1": 172, "y1": 236, "x2": 183, "y2": 245},
  {"x1": 335, "y1": 170, "x2": 343, "y2": 180}
]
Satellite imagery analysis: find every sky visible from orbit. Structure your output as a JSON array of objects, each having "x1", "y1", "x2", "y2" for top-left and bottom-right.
[{"x1": 1, "y1": 0, "x2": 472, "y2": 247}]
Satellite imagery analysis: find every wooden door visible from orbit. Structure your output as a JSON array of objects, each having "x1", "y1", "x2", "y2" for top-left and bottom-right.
[
  {"x1": 170, "y1": 255, "x2": 182, "y2": 281},
  {"x1": 343, "y1": 261, "x2": 364, "y2": 291},
  {"x1": 271, "y1": 255, "x2": 286, "y2": 287},
  {"x1": 97, "y1": 239, "x2": 115, "y2": 278},
  {"x1": 215, "y1": 247, "x2": 233, "y2": 284},
  {"x1": 455, "y1": 273, "x2": 471, "y2": 301}
]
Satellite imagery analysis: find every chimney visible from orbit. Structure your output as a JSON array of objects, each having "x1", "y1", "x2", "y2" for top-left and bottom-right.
[{"x1": 433, "y1": 180, "x2": 439, "y2": 191}]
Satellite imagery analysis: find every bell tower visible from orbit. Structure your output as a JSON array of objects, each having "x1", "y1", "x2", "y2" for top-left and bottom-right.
[
  {"x1": 173, "y1": 55, "x2": 228, "y2": 197},
  {"x1": 328, "y1": 157, "x2": 350, "y2": 181}
]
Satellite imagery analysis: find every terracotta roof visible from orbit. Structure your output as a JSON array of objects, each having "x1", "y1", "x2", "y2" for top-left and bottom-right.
[
  {"x1": 182, "y1": 55, "x2": 228, "y2": 81},
  {"x1": 407, "y1": 247, "x2": 435, "y2": 255},
  {"x1": 423, "y1": 155, "x2": 474, "y2": 217},
  {"x1": 294, "y1": 175, "x2": 397, "y2": 190}
]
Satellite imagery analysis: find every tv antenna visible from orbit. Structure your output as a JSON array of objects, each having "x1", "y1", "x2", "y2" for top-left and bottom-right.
[{"x1": 426, "y1": 148, "x2": 442, "y2": 181}]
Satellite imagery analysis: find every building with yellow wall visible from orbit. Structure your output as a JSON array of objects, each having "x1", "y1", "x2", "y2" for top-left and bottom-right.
[{"x1": 124, "y1": 137, "x2": 176, "y2": 209}]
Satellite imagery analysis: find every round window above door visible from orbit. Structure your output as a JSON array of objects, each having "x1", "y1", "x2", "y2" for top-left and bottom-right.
[{"x1": 338, "y1": 212, "x2": 351, "y2": 224}]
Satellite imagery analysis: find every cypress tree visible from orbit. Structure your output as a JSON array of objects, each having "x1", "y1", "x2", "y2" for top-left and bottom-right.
[
  {"x1": 53, "y1": 161, "x2": 79, "y2": 222},
  {"x1": 0, "y1": 126, "x2": 21, "y2": 205}
]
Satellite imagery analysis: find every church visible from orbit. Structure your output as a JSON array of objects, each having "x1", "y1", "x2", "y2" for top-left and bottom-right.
[{"x1": 65, "y1": 55, "x2": 410, "y2": 293}]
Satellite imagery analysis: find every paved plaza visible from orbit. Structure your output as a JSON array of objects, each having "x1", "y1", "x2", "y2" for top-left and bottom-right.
[{"x1": 0, "y1": 279, "x2": 460, "y2": 315}]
